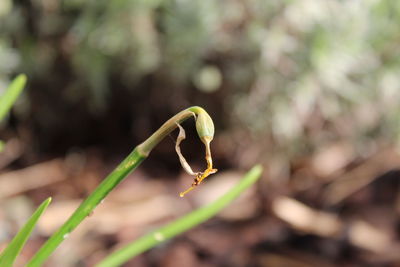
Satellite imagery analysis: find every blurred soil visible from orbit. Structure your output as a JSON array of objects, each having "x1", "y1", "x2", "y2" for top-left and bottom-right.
[{"x1": 1, "y1": 139, "x2": 400, "y2": 267}]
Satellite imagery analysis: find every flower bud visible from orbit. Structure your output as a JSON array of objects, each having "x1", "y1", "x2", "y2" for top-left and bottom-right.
[{"x1": 195, "y1": 110, "x2": 215, "y2": 145}]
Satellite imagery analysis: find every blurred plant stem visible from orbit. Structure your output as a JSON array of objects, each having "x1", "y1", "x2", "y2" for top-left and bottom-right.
[
  {"x1": 27, "y1": 106, "x2": 215, "y2": 267},
  {"x1": 96, "y1": 165, "x2": 262, "y2": 267}
]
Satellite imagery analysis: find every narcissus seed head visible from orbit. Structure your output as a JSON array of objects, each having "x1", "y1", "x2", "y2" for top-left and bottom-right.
[{"x1": 191, "y1": 107, "x2": 215, "y2": 145}]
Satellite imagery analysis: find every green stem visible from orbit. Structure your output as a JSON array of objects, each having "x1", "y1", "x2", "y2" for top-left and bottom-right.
[
  {"x1": 137, "y1": 106, "x2": 207, "y2": 155},
  {"x1": 26, "y1": 149, "x2": 145, "y2": 267},
  {"x1": 96, "y1": 165, "x2": 262, "y2": 267},
  {"x1": 27, "y1": 106, "x2": 210, "y2": 267}
]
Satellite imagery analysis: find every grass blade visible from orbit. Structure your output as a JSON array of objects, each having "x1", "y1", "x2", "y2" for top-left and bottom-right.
[
  {"x1": 96, "y1": 165, "x2": 263, "y2": 267},
  {"x1": 0, "y1": 74, "x2": 27, "y2": 122},
  {"x1": 26, "y1": 150, "x2": 146, "y2": 267},
  {"x1": 0, "y1": 74, "x2": 27, "y2": 152},
  {"x1": 0, "y1": 197, "x2": 52, "y2": 267}
]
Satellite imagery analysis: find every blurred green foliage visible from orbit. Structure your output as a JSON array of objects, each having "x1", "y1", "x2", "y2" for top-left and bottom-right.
[
  {"x1": 1, "y1": 0, "x2": 400, "y2": 164},
  {"x1": 0, "y1": 74, "x2": 26, "y2": 122},
  {"x1": 0, "y1": 197, "x2": 51, "y2": 267}
]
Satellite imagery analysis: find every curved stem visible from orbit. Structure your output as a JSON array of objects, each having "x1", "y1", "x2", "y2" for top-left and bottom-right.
[
  {"x1": 136, "y1": 107, "x2": 198, "y2": 156},
  {"x1": 27, "y1": 106, "x2": 212, "y2": 267}
]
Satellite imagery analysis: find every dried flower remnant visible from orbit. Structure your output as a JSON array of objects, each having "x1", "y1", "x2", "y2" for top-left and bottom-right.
[
  {"x1": 175, "y1": 122, "x2": 201, "y2": 177},
  {"x1": 175, "y1": 112, "x2": 217, "y2": 197}
]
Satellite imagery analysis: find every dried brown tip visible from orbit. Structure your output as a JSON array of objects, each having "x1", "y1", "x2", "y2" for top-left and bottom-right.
[{"x1": 176, "y1": 114, "x2": 217, "y2": 197}]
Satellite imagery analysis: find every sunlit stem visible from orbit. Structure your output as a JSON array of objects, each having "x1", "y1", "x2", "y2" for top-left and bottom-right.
[
  {"x1": 205, "y1": 139, "x2": 213, "y2": 169},
  {"x1": 180, "y1": 185, "x2": 195, "y2": 197}
]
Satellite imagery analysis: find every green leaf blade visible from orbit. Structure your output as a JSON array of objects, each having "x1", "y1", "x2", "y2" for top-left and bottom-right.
[
  {"x1": 0, "y1": 140, "x2": 4, "y2": 153},
  {"x1": 0, "y1": 197, "x2": 52, "y2": 267},
  {"x1": 0, "y1": 74, "x2": 27, "y2": 122},
  {"x1": 97, "y1": 165, "x2": 263, "y2": 267},
  {"x1": 26, "y1": 150, "x2": 146, "y2": 267}
]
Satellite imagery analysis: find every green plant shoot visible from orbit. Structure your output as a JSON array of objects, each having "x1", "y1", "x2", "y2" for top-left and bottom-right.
[
  {"x1": 27, "y1": 106, "x2": 218, "y2": 267},
  {"x1": 0, "y1": 74, "x2": 27, "y2": 122},
  {"x1": 96, "y1": 165, "x2": 262, "y2": 267},
  {"x1": 0, "y1": 197, "x2": 51, "y2": 267},
  {"x1": 0, "y1": 74, "x2": 27, "y2": 152}
]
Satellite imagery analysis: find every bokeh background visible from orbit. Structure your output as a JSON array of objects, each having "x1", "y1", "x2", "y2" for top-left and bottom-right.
[{"x1": 2, "y1": 0, "x2": 400, "y2": 266}]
